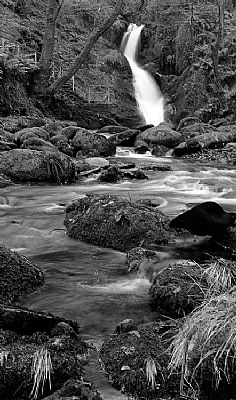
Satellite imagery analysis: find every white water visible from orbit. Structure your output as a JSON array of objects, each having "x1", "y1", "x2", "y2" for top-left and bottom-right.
[{"x1": 122, "y1": 23, "x2": 164, "y2": 126}]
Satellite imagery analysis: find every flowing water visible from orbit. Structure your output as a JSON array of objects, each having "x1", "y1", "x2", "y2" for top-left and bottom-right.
[
  {"x1": 1, "y1": 151, "x2": 236, "y2": 399},
  {"x1": 122, "y1": 24, "x2": 164, "y2": 126}
]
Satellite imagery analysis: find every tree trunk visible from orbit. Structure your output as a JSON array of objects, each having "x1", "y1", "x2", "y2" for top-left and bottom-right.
[
  {"x1": 33, "y1": 0, "x2": 63, "y2": 94},
  {"x1": 211, "y1": 0, "x2": 225, "y2": 102},
  {"x1": 47, "y1": 0, "x2": 123, "y2": 95}
]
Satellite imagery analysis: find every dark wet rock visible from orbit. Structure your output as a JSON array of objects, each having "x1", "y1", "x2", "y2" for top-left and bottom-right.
[
  {"x1": 123, "y1": 168, "x2": 148, "y2": 180},
  {"x1": 151, "y1": 145, "x2": 169, "y2": 156},
  {"x1": 109, "y1": 160, "x2": 136, "y2": 169},
  {"x1": 0, "y1": 306, "x2": 79, "y2": 335},
  {"x1": 0, "y1": 245, "x2": 44, "y2": 305},
  {"x1": 0, "y1": 173, "x2": 13, "y2": 187},
  {"x1": 21, "y1": 137, "x2": 56, "y2": 151},
  {"x1": 72, "y1": 128, "x2": 116, "y2": 157},
  {"x1": 42, "y1": 379, "x2": 103, "y2": 400},
  {"x1": 149, "y1": 260, "x2": 207, "y2": 318},
  {"x1": 135, "y1": 122, "x2": 182, "y2": 148},
  {"x1": 98, "y1": 165, "x2": 123, "y2": 182},
  {"x1": 0, "y1": 325, "x2": 87, "y2": 400},
  {"x1": 64, "y1": 194, "x2": 171, "y2": 252},
  {"x1": 15, "y1": 127, "x2": 50, "y2": 145},
  {"x1": 212, "y1": 227, "x2": 236, "y2": 253},
  {"x1": 0, "y1": 149, "x2": 75, "y2": 183},
  {"x1": 126, "y1": 247, "x2": 169, "y2": 273},
  {"x1": 108, "y1": 128, "x2": 138, "y2": 146},
  {"x1": 134, "y1": 140, "x2": 150, "y2": 154},
  {"x1": 100, "y1": 322, "x2": 178, "y2": 400},
  {"x1": 172, "y1": 140, "x2": 201, "y2": 156},
  {"x1": 98, "y1": 125, "x2": 129, "y2": 133}
]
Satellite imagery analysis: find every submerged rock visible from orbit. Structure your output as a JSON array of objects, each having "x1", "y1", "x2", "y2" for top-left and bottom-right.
[
  {"x1": 64, "y1": 194, "x2": 171, "y2": 252},
  {"x1": 0, "y1": 149, "x2": 75, "y2": 183}
]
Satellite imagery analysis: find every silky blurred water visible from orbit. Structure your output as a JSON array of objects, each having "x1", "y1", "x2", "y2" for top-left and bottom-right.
[{"x1": 0, "y1": 152, "x2": 236, "y2": 399}]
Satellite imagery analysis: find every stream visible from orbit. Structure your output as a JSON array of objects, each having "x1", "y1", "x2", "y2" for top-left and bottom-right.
[{"x1": 0, "y1": 151, "x2": 236, "y2": 399}]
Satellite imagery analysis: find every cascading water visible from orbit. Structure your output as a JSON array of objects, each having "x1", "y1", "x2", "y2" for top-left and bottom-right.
[{"x1": 122, "y1": 23, "x2": 164, "y2": 126}]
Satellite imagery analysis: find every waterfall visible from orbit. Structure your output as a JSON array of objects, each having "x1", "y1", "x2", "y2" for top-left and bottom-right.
[{"x1": 122, "y1": 23, "x2": 164, "y2": 126}]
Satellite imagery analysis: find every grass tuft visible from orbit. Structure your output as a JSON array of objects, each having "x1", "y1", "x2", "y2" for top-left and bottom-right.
[
  {"x1": 169, "y1": 289, "x2": 236, "y2": 396},
  {"x1": 30, "y1": 346, "x2": 52, "y2": 400},
  {"x1": 203, "y1": 258, "x2": 236, "y2": 296}
]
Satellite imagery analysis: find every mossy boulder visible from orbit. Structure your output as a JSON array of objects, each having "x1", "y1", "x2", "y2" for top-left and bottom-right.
[
  {"x1": 149, "y1": 260, "x2": 207, "y2": 318},
  {"x1": 0, "y1": 324, "x2": 87, "y2": 400},
  {"x1": 0, "y1": 149, "x2": 75, "y2": 183},
  {"x1": 100, "y1": 321, "x2": 178, "y2": 400},
  {"x1": 0, "y1": 245, "x2": 44, "y2": 305},
  {"x1": 64, "y1": 194, "x2": 171, "y2": 252},
  {"x1": 71, "y1": 128, "x2": 116, "y2": 157},
  {"x1": 15, "y1": 127, "x2": 50, "y2": 145}
]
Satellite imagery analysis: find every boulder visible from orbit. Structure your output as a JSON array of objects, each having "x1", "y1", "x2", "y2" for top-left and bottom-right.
[
  {"x1": 0, "y1": 116, "x2": 46, "y2": 133},
  {"x1": 59, "y1": 125, "x2": 80, "y2": 140},
  {"x1": 151, "y1": 145, "x2": 169, "y2": 156},
  {"x1": 72, "y1": 128, "x2": 116, "y2": 157},
  {"x1": 85, "y1": 157, "x2": 109, "y2": 168},
  {"x1": 98, "y1": 165, "x2": 123, "y2": 182},
  {"x1": 43, "y1": 121, "x2": 63, "y2": 137},
  {"x1": 134, "y1": 140, "x2": 150, "y2": 154},
  {"x1": 0, "y1": 245, "x2": 44, "y2": 305},
  {"x1": 21, "y1": 137, "x2": 55, "y2": 151},
  {"x1": 64, "y1": 194, "x2": 171, "y2": 252},
  {"x1": 173, "y1": 129, "x2": 236, "y2": 156},
  {"x1": 135, "y1": 122, "x2": 182, "y2": 148},
  {"x1": 50, "y1": 134, "x2": 69, "y2": 145},
  {"x1": 15, "y1": 127, "x2": 50, "y2": 145},
  {"x1": 100, "y1": 322, "x2": 178, "y2": 400},
  {"x1": 149, "y1": 260, "x2": 207, "y2": 317},
  {"x1": 0, "y1": 149, "x2": 75, "y2": 183}
]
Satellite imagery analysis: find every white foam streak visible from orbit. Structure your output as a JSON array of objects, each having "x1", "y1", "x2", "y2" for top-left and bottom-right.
[{"x1": 123, "y1": 24, "x2": 164, "y2": 126}]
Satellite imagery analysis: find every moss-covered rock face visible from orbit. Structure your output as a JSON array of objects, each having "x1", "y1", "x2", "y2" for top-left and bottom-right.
[
  {"x1": 0, "y1": 245, "x2": 44, "y2": 305},
  {"x1": 64, "y1": 194, "x2": 172, "y2": 252},
  {"x1": 100, "y1": 322, "x2": 178, "y2": 400},
  {"x1": 149, "y1": 260, "x2": 207, "y2": 318},
  {"x1": 0, "y1": 324, "x2": 88, "y2": 400},
  {"x1": 0, "y1": 149, "x2": 75, "y2": 183}
]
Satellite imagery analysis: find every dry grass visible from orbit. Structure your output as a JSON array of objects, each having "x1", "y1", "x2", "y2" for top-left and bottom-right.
[
  {"x1": 203, "y1": 258, "x2": 236, "y2": 297},
  {"x1": 169, "y1": 289, "x2": 236, "y2": 397},
  {"x1": 30, "y1": 346, "x2": 52, "y2": 400},
  {"x1": 145, "y1": 356, "x2": 163, "y2": 390}
]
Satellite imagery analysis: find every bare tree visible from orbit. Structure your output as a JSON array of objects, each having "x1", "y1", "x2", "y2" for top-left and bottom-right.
[{"x1": 34, "y1": 0, "x2": 123, "y2": 96}]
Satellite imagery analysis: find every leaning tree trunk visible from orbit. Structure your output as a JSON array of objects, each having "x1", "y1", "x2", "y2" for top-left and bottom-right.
[
  {"x1": 33, "y1": 0, "x2": 63, "y2": 94},
  {"x1": 47, "y1": 0, "x2": 123, "y2": 95}
]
